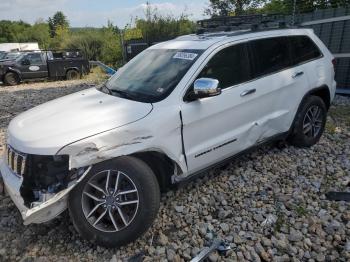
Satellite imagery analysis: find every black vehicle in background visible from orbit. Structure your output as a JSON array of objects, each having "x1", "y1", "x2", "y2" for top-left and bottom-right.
[
  {"x1": 0, "y1": 50, "x2": 90, "y2": 86},
  {"x1": 0, "y1": 51, "x2": 22, "y2": 62}
]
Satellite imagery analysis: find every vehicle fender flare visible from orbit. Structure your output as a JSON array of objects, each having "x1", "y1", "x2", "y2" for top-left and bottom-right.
[
  {"x1": 288, "y1": 85, "x2": 330, "y2": 135},
  {"x1": 65, "y1": 67, "x2": 80, "y2": 74},
  {"x1": 6, "y1": 67, "x2": 23, "y2": 80}
]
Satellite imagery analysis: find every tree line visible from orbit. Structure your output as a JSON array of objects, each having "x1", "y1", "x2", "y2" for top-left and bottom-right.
[
  {"x1": 0, "y1": 4, "x2": 196, "y2": 67},
  {"x1": 206, "y1": 0, "x2": 349, "y2": 16},
  {"x1": 0, "y1": 1, "x2": 348, "y2": 67}
]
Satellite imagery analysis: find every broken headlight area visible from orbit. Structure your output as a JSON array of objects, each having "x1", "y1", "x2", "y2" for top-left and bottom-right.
[{"x1": 19, "y1": 154, "x2": 79, "y2": 208}]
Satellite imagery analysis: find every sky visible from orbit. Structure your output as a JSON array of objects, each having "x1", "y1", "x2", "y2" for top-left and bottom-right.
[{"x1": 0, "y1": 0, "x2": 209, "y2": 28}]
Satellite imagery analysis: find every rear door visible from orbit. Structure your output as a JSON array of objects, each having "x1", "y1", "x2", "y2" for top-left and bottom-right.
[
  {"x1": 246, "y1": 36, "x2": 310, "y2": 139},
  {"x1": 19, "y1": 53, "x2": 48, "y2": 79},
  {"x1": 289, "y1": 35, "x2": 326, "y2": 94}
]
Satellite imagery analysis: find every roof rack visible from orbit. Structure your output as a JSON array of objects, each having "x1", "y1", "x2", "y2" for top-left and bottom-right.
[{"x1": 197, "y1": 14, "x2": 294, "y2": 34}]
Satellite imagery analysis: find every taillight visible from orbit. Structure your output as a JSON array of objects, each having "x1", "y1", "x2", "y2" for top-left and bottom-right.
[{"x1": 332, "y1": 58, "x2": 336, "y2": 72}]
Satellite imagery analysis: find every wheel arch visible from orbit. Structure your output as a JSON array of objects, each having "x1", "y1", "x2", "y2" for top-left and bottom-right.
[
  {"x1": 65, "y1": 67, "x2": 81, "y2": 78},
  {"x1": 308, "y1": 85, "x2": 331, "y2": 110},
  {"x1": 289, "y1": 85, "x2": 330, "y2": 136},
  {"x1": 130, "y1": 151, "x2": 181, "y2": 192},
  {"x1": 7, "y1": 67, "x2": 23, "y2": 80}
]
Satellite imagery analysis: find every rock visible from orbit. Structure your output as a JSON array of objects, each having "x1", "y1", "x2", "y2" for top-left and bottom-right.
[
  {"x1": 325, "y1": 220, "x2": 342, "y2": 235},
  {"x1": 234, "y1": 235, "x2": 244, "y2": 244},
  {"x1": 166, "y1": 249, "x2": 176, "y2": 261},
  {"x1": 158, "y1": 232, "x2": 168, "y2": 246},
  {"x1": 110, "y1": 255, "x2": 117, "y2": 262},
  {"x1": 289, "y1": 229, "x2": 303, "y2": 242},
  {"x1": 315, "y1": 253, "x2": 326, "y2": 262},
  {"x1": 261, "y1": 214, "x2": 277, "y2": 227},
  {"x1": 220, "y1": 223, "x2": 230, "y2": 233},
  {"x1": 254, "y1": 213, "x2": 265, "y2": 223},
  {"x1": 190, "y1": 247, "x2": 200, "y2": 257},
  {"x1": 304, "y1": 238, "x2": 312, "y2": 247},
  {"x1": 208, "y1": 252, "x2": 219, "y2": 262},
  {"x1": 345, "y1": 241, "x2": 350, "y2": 252},
  {"x1": 174, "y1": 206, "x2": 184, "y2": 213},
  {"x1": 155, "y1": 246, "x2": 166, "y2": 256}
]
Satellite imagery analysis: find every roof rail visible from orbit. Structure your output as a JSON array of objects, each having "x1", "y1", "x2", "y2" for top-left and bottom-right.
[{"x1": 197, "y1": 14, "x2": 294, "y2": 34}]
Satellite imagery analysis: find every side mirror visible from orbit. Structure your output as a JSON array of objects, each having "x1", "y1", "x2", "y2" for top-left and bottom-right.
[
  {"x1": 186, "y1": 78, "x2": 221, "y2": 101},
  {"x1": 21, "y1": 59, "x2": 30, "y2": 65}
]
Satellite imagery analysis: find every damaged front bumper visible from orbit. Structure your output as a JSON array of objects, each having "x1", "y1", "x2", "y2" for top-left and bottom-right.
[{"x1": 0, "y1": 157, "x2": 87, "y2": 225}]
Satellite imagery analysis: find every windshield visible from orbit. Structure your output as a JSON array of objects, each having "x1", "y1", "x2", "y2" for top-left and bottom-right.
[
  {"x1": 15, "y1": 53, "x2": 26, "y2": 62},
  {"x1": 104, "y1": 49, "x2": 203, "y2": 103},
  {"x1": 5, "y1": 52, "x2": 21, "y2": 60}
]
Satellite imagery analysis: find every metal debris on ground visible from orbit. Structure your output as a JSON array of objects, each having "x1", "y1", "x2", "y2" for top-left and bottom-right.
[
  {"x1": 190, "y1": 238, "x2": 231, "y2": 262},
  {"x1": 326, "y1": 191, "x2": 350, "y2": 202}
]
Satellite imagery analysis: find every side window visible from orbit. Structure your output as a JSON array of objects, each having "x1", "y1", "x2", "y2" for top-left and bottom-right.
[
  {"x1": 289, "y1": 36, "x2": 322, "y2": 65},
  {"x1": 197, "y1": 43, "x2": 251, "y2": 89},
  {"x1": 26, "y1": 53, "x2": 42, "y2": 65},
  {"x1": 249, "y1": 37, "x2": 291, "y2": 78}
]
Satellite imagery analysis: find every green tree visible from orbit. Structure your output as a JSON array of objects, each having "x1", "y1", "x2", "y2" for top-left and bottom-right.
[
  {"x1": 25, "y1": 22, "x2": 51, "y2": 49},
  {"x1": 63, "y1": 27, "x2": 122, "y2": 66},
  {"x1": 205, "y1": 0, "x2": 266, "y2": 16},
  {"x1": 135, "y1": 2, "x2": 196, "y2": 43},
  {"x1": 48, "y1": 11, "x2": 69, "y2": 37},
  {"x1": 259, "y1": 0, "x2": 349, "y2": 14},
  {"x1": 0, "y1": 20, "x2": 31, "y2": 43}
]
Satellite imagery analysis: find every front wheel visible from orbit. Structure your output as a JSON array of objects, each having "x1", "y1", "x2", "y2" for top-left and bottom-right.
[
  {"x1": 68, "y1": 156, "x2": 160, "y2": 247},
  {"x1": 4, "y1": 72, "x2": 20, "y2": 86},
  {"x1": 288, "y1": 95, "x2": 327, "y2": 147}
]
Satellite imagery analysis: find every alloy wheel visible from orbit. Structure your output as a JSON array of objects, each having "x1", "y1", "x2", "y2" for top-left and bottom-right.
[
  {"x1": 302, "y1": 105, "x2": 323, "y2": 138},
  {"x1": 81, "y1": 170, "x2": 139, "y2": 232}
]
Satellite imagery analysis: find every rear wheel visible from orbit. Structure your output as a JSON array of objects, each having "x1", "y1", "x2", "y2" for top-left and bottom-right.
[
  {"x1": 288, "y1": 95, "x2": 327, "y2": 147},
  {"x1": 66, "y1": 69, "x2": 80, "y2": 80},
  {"x1": 4, "y1": 72, "x2": 20, "y2": 86},
  {"x1": 68, "y1": 156, "x2": 160, "y2": 247}
]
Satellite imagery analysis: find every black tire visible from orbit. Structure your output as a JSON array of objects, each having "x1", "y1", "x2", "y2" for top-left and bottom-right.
[
  {"x1": 4, "y1": 72, "x2": 20, "y2": 86},
  {"x1": 68, "y1": 156, "x2": 160, "y2": 247},
  {"x1": 288, "y1": 95, "x2": 327, "y2": 147},
  {"x1": 66, "y1": 69, "x2": 80, "y2": 80}
]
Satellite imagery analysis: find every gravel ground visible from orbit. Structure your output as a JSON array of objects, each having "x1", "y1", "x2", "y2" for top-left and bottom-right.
[{"x1": 0, "y1": 81, "x2": 349, "y2": 262}]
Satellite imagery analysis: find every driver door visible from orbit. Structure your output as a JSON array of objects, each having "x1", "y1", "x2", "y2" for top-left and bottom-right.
[
  {"x1": 19, "y1": 53, "x2": 48, "y2": 79},
  {"x1": 180, "y1": 42, "x2": 270, "y2": 173}
]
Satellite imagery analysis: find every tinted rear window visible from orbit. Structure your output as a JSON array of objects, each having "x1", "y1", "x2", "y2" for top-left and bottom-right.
[
  {"x1": 289, "y1": 35, "x2": 322, "y2": 65},
  {"x1": 249, "y1": 37, "x2": 291, "y2": 78}
]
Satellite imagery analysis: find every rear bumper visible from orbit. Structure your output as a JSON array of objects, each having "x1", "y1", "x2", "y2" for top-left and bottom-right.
[{"x1": 0, "y1": 157, "x2": 69, "y2": 225}]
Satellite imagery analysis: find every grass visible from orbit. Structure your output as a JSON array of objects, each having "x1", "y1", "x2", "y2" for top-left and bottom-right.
[
  {"x1": 293, "y1": 204, "x2": 308, "y2": 216},
  {"x1": 84, "y1": 66, "x2": 110, "y2": 85},
  {"x1": 325, "y1": 121, "x2": 337, "y2": 134},
  {"x1": 328, "y1": 105, "x2": 350, "y2": 127},
  {"x1": 274, "y1": 215, "x2": 285, "y2": 232}
]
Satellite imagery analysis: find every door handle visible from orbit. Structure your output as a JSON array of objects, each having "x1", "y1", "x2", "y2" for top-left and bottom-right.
[
  {"x1": 240, "y1": 89, "x2": 256, "y2": 97},
  {"x1": 292, "y1": 71, "x2": 304, "y2": 78}
]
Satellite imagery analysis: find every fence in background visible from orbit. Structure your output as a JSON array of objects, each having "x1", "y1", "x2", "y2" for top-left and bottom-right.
[{"x1": 294, "y1": 7, "x2": 350, "y2": 94}]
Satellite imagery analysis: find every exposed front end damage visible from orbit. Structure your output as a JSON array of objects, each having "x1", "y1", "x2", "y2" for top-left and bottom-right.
[{"x1": 0, "y1": 146, "x2": 91, "y2": 225}]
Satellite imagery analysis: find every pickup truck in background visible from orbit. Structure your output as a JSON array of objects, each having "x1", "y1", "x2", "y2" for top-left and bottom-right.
[{"x1": 0, "y1": 50, "x2": 90, "y2": 86}]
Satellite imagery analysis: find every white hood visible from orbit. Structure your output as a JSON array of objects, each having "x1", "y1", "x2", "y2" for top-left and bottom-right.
[{"x1": 7, "y1": 88, "x2": 153, "y2": 155}]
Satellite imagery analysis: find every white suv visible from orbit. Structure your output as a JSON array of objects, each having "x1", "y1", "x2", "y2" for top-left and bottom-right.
[{"x1": 0, "y1": 28, "x2": 336, "y2": 247}]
